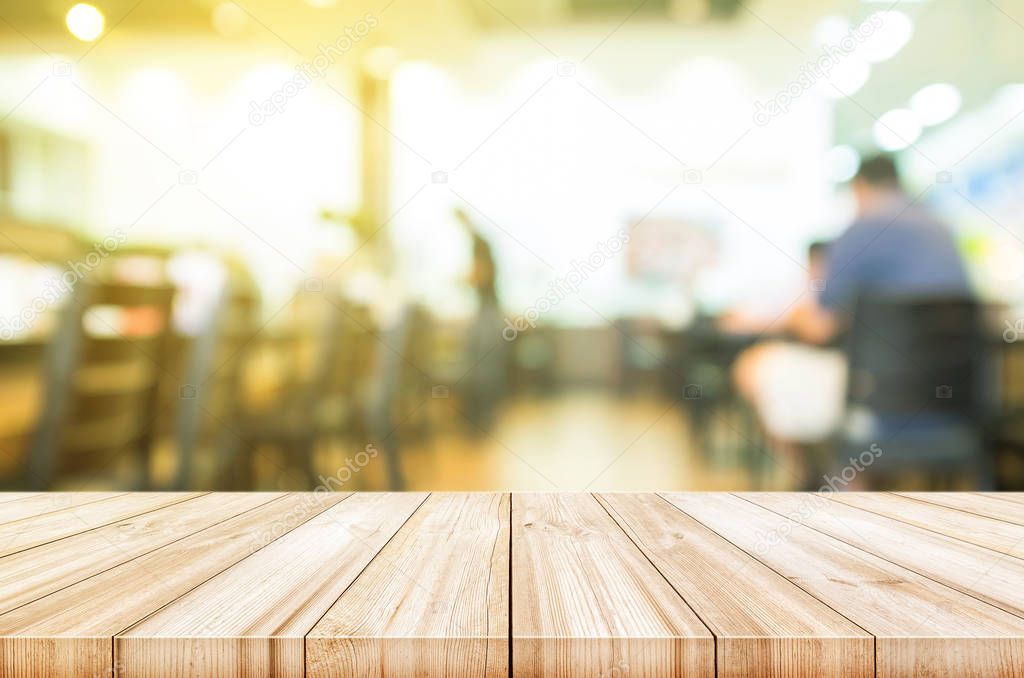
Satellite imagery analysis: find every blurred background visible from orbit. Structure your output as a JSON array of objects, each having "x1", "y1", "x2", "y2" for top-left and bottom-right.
[{"x1": 1, "y1": 0, "x2": 1024, "y2": 492}]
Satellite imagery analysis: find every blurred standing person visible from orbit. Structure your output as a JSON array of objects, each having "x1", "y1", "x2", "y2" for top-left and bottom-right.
[{"x1": 455, "y1": 207, "x2": 506, "y2": 434}]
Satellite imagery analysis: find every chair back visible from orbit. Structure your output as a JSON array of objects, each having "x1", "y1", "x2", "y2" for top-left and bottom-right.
[
  {"x1": 309, "y1": 297, "x2": 376, "y2": 423},
  {"x1": 0, "y1": 221, "x2": 81, "y2": 486},
  {"x1": 213, "y1": 288, "x2": 381, "y2": 489},
  {"x1": 845, "y1": 295, "x2": 987, "y2": 418},
  {"x1": 173, "y1": 275, "x2": 259, "y2": 489},
  {"x1": 840, "y1": 294, "x2": 993, "y2": 487},
  {"x1": 29, "y1": 274, "x2": 175, "y2": 489}
]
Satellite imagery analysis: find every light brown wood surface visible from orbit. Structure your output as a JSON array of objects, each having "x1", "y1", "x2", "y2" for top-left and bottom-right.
[
  {"x1": 0, "y1": 493, "x2": 349, "y2": 677},
  {"x1": 0, "y1": 492, "x2": 278, "y2": 615},
  {"x1": 665, "y1": 492, "x2": 1024, "y2": 677},
  {"x1": 896, "y1": 492, "x2": 1024, "y2": 525},
  {"x1": 0, "y1": 492, "x2": 1023, "y2": 677},
  {"x1": 0, "y1": 493, "x2": 40, "y2": 507},
  {"x1": 307, "y1": 493, "x2": 509, "y2": 678},
  {"x1": 985, "y1": 492, "x2": 1024, "y2": 505},
  {"x1": 0, "y1": 491, "x2": 124, "y2": 523},
  {"x1": 513, "y1": 492, "x2": 714, "y2": 677},
  {"x1": 831, "y1": 491, "x2": 1024, "y2": 559},
  {"x1": 0, "y1": 492, "x2": 201, "y2": 557},
  {"x1": 598, "y1": 493, "x2": 873, "y2": 677},
  {"x1": 743, "y1": 492, "x2": 1024, "y2": 620},
  {"x1": 118, "y1": 492, "x2": 427, "y2": 677}
]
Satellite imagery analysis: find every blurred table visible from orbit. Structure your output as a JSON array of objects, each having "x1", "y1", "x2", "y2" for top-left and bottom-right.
[{"x1": 1, "y1": 492, "x2": 1023, "y2": 676}]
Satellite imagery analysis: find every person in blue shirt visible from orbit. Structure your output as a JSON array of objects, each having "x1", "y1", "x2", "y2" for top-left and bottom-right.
[
  {"x1": 732, "y1": 153, "x2": 972, "y2": 462},
  {"x1": 790, "y1": 154, "x2": 971, "y2": 344}
]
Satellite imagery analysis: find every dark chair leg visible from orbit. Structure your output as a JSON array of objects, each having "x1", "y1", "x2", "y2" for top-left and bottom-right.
[
  {"x1": 217, "y1": 433, "x2": 250, "y2": 490},
  {"x1": 977, "y1": 451, "x2": 997, "y2": 491},
  {"x1": 303, "y1": 436, "x2": 319, "y2": 489},
  {"x1": 383, "y1": 437, "x2": 405, "y2": 491}
]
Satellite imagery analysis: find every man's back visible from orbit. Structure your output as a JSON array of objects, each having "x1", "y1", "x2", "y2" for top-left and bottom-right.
[{"x1": 821, "y1": 202, "x2": 970, "y2": 313}]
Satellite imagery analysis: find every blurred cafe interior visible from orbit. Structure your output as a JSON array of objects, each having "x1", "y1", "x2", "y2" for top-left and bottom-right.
[{"x1": 2, "y1": 0, "x2": 1024, "y2": 492}]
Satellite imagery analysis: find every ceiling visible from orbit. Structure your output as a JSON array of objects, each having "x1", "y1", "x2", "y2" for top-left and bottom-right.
[
  {"x1": 2, "y1": 0, "x2": 1023, "y2": 148},
  {"x1": 0, "y1": 0, "x2": 763, "y2": 55}
]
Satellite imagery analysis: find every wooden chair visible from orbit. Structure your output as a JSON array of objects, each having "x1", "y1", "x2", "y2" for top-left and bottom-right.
[
  {"x1": 172, "y1": 272, "x2": 260, "y2": 489},
  {"x1": 835, "y1": 294, "x2": 993, "y2": 490},
  {"x1": 0, "y1": 220, "x2": 81, "y2": 487},
  {"x1": 363, "y1": 304, "x2": 418, "y2": 490},
  {"x1": 0, "y1": 338, "x2": 51, "y2": 487},
  {"x1": 223, "y1": 290, "x2": 383, "y2": 489},
  {"x1": 988, "y1": 330, "x2": 1024, "y2": 489},
  {"x1": 28, "y1": 274, "x2": 175, "y2": 489}
]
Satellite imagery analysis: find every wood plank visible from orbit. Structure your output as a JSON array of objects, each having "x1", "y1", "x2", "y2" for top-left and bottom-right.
[
  {"x1": 598, "y1": 493, "x2": 873, "y2": 678},
  {"x1": 0, "y1": 492, "x2": 202, "y2": 557},
  {"x1": 744, "y1": 492, "x2": 1024, "y2": 620},
  {"x1": 307, "y1": 493, "x2": 509, "y2": 678},
  {"x1": 896, "y1": 492, "x2": 1024, "y2": 525},
  {"x1": 117, "y1": 492, "x2": 428, "y2": 678},
  {"x1": 0, "y1": 493, "x2": 39, "y2": 506},
  {"x1": 512, "y1": 493, "x2": 714, "y2": 677},
  {"x1": 0, "y1": 492, "x2": 123, "y2": 524},
  {"x1": 831, "y1": 492, "x2": 1024, "y2": 559},
  {"x1": 0, "y1": 492, "x2": 351, "y2": 678},
  {"x1": 983, "y1": 493, "x2": 1024, "y2": 505},
  {"x1": 0, "y1": 492, "x2": 281, "y2": 615},
  {"x1": 663, "y1": 492, "x2": 1024, "y2": 677}
]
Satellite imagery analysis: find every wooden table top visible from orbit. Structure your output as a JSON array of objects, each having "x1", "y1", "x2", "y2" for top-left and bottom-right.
[{"x1": 1, "y1": 492, "x2": 1023, "y2": 677}]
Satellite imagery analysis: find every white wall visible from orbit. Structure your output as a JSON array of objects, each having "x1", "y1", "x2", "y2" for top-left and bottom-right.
[{"x1": 389, "y1": 24, "x2": 839, "y2": 324}]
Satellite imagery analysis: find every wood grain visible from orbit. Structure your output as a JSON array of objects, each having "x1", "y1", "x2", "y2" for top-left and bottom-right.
[
  {"x1": 2, "y1": 492, "x2": 1023, "y2": 677},
  {"x1": 117, "y1": 492, "x2": 427, "y2": 678},
  {"x1": 0, "y1": 492, "x2": 202, "y2": 557},
  {"x1": 896, "y1": 492, "x2": 1024, "y2": 525},
  {"x1": 984, "y1": 493, "x2": 1024, "y2": 505},
  {"x1": 0, "y1": 492, "x2": 279, "y2": 615},
  {"x1": 0, "y1": 492, "x2": 349, "y2": 678},
  {"x1": 513, "y1": 493, "x2": 714, "y2": 677},
  {"x1": 831, "y1": 492, "x2": 1024, "y2": 559},
  {"x1": 0, "y1": 493, "x2": 39, "y2": 507},
  {"x1": 663, "y1": 492, "x2": 1024, "y2": 677},
  {"x1": 307, "y1": 493, "x2": 509, "y2": 678},
  {"x1": 744, "y1": 492, "x2": 1024, "y2": 620},
  {"x1": 598, "y1": 493, "x2": 873, "y2": 677},
  {"x1": 0, "y1": 492, "x2": 123, "y2": 524}
]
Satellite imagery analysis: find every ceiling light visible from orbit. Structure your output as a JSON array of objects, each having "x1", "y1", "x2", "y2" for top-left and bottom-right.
[
  {"x1": 857, "y1": 11, "x2": 914, "y2": 63},
  {"x1": 813, "y1": 15, "x2": 851, "y2": 47},
  {"x1": 873, "y1": 108, "x2": 922, "y2": 151},
  {"x1": 909, "y1": 83, "x2": 961, "y2": 126},
  {"x1": 822, "y1": 57, "x2": 871, "y2": 98},
  {"x1": 65, "y1": 3, "x2": 104, "y2": 42},
  {"x1": 212, "y1": 3, "x2": 248, "y2": 37}
]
